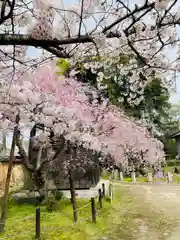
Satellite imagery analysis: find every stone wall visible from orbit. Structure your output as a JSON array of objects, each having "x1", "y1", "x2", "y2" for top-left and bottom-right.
[
  {"x1": 0, "y1": 162, "x2": 26, "y2": 195},
  {"x1": 0, "y1": 162, "x2": 100, "y2": 193},
  {"x1": 0, "y1": 161, "x2": 101, "y2": 195}
]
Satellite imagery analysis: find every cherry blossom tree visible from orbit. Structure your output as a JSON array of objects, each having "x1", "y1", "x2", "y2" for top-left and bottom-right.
[
  {"x1": 0, "y1": 62, "x2": 164, "y2": 182},
  {"x1": 0, "y1": 0, "x2": 175, "y2": 224},
  {"x1": 0, "y1": 62, "x2": 165, "y2": 229},
  {"x1": 0, "y1": 0, "x2": 179, "y2": 86}
]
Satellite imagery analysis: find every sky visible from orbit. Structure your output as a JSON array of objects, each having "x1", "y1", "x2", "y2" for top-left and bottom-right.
[{"x1": 170, "y1": 85, "x2": 180, "y2": 103}]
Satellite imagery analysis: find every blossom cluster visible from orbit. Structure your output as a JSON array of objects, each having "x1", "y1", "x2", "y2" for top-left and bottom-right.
[
  {"x1": 0, "y1": 0, "x2": 178, "y2": 94},
  {"x1": 0, "y1": 62, "x2": 164, "y2": 167}
]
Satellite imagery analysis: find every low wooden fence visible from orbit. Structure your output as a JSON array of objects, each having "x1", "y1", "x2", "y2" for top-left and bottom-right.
[{"x1": 0, "y1": 183, "x2": 113, "y2": 239}]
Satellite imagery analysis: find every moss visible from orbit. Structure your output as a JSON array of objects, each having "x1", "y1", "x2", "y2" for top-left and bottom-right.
[{"x1": 0, "y1": 194, "x2": 113, "y2": 240}]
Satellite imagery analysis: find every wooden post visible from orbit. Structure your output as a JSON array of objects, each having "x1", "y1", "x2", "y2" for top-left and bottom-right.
[
  {"x1": 35, "y1": 207, "x2": 40, "y2": 239},
  {"x1": 102, "y1": 183, "x2": 105, "y2": 198},
  {"x1": 98, "y1": 188, "x2": 102, "y2": 208},
  {"x1": 109, "y1": 184, "x2": 113, "y2": 203},
  {"x1": 91, "y1": 197, "x2": 96, "y2": 223},
  {"x1": 69, "y1": 171, "x2": 77, "y2": 222},
  {"x1": 0, "y1": 115, "x2": 20, "y2": 230}
]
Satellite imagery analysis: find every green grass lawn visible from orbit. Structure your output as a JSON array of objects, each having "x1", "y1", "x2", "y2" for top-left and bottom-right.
[
  {"x1": 123, "y1": 177, "x2": 149, "y2": 183},
  {"x1": 164, "y1": 166, "x2": 174, "y2": 173},
  {"x1": 0, "y1": 184, "x2": 175, "y2": 240},
  {"x1": 123, "y1": 175, "x2": 180, "y2": 184},
  {"x1": 102, "y1": 167, "x2": 180, "y2": 184},
  {"x1": 0, "y1": 195, "x2": 114, "y2": 240},
  {"x1": 164, "y1": 166, "x2": 180, "y2": 183}
]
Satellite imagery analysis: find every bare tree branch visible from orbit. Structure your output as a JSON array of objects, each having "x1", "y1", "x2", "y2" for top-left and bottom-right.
[
  {"x1": 102, "y1": 2, "x2": 155, "y2": 34},
  {"x1": 78, "y1": 0, "x2": 84, "y2": 37},
  {"x1": 0, "y1": 0, "x2": 15, "y2": 25}
]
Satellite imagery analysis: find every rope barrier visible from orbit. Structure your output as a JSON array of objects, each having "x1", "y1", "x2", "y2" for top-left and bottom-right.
[
  {"x1": 0, "y1": 188, "x2": 107, "y2": 239},
  {"x1": 41, "y1": 213, "x2": 93, "y2": 234},
  {"x1": 75, "y1": 202, "x2": 91, "y2": 212},
  {"x1": 1, "y1": 201, "x2": 100, "y2": 238},
  {"x1": 0, "y1": 205, "x2": 94, "y2": 238}
]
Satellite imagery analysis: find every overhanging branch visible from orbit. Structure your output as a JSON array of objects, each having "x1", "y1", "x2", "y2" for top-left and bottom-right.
[
  {"x1": 0, "y1": 33, "x2": 122, "y2": 58},
  {"x1": 0, "y1": 34, "x2": 94, "y2": 47}
]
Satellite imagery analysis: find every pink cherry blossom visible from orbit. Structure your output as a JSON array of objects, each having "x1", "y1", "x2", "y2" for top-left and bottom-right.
[
  {"x1": 24, "y1": 63, "x2": 166, "y2": 164},
  {"x1": 0, "y1": 62, "x2": 164, "y2": 167}
]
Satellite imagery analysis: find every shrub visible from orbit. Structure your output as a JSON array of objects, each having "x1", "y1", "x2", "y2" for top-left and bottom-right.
[
  {"x1": 7, "y1": 196, "x2": 16, "y2": 207},
  {"x1": 167, "y1": 160, "x2": 180, "y2": 167},
  {"x1": 174, "y1": 167, "x2": 180, "y2": 174},
  {"x1": 54, "y1": 191, "x2": 64, "y2": 201},
  {"x1": 139, "y1": 168, "x2": 148, "y2": 176},
  {"x1": 46, "y1": 197, "x2": 59, "y2": 212},
  {"x1": 104, "y1": 196, "x2": 111, "y2": 203},
  {"x1": 135, "y1": 171, "x2": 140, "y2": 177}
]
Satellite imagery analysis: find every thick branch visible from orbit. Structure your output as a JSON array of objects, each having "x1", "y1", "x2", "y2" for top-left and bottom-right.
[
  {"x1": 158, "y1": 0, "x2": 178, "y2": 27},
  {"x1": 102, "y1": 2, "x2": 154, "y2": 33},
  {"x1": 0, "y1": 34, "x2": 94, "y2": 47},
  {"x1": 78, "y1": 0, "x2": 84, "y2": 37},
  {"x1": 36, "y1": 146, "x2": 43, "y2": 171},
  {"x1": 124, "y1": 7, "x2": 153, "y2": 35},
  {"x1": 0, "y1": 0, "x2": 15, "y2": 25},
  {"x1": 43, "y1": 46, "x2": 70, "y2": 58},
  {"x1": 28, "y1": 124, "x2": 36, "y2": 161},
  {"x1": 0, "y1": 32, "x2": 123, "y2": 47},
  {"x1": 0, "y1": 34, "x2": 95, "y2": 58}
]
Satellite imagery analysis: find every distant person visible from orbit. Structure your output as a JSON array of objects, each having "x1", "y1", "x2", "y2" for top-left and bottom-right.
[{"x1": 156, "y1": 169, "x2": 163, "y2": 179}]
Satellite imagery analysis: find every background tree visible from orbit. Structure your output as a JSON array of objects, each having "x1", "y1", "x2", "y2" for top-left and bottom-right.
[
  {"x1": 168, "y1": 102, "x2": 180, "y2": 123},
  {"x1": 160, "y1": 102, "x2": 180, "y2": 159},
  {"x1": 64, "y1": 54, "x2": 179, "y2": 159},
  {"x1": 63, "y1": 55, "x2": 176, "y2": 135}
]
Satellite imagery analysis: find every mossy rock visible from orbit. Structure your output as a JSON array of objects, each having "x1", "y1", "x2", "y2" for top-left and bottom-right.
[
  {"x1": 174, "y1": 167, "x2": 180, "y2": 174},
  {"x1": 45, "y1": 197, "x2": 59, "y2": 212},
  {"x1": 54, "y1": 191, "x2": 64, "y2": 201}
]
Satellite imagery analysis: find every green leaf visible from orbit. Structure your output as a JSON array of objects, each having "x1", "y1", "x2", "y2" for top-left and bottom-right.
[
  {"x1": 118, "y1": 54, "x2": 131, "y2": 65},
  {"x1": 56, "y1": 58, "x2": 70, "y2": 75}
]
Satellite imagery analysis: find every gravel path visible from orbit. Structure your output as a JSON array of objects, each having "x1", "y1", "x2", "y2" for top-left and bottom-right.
[{"x1": 115, "y1": 183, "x2": 180, "y2": 240}]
